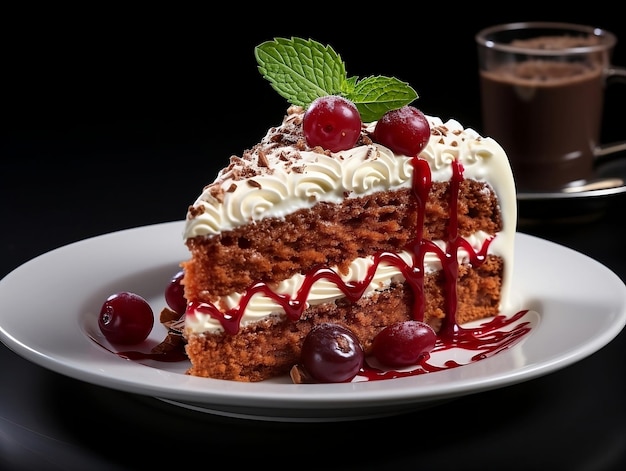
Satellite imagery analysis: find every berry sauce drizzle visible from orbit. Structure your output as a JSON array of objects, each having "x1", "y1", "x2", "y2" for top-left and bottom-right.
[
  {"x1": 360, "y1": 309, "x2": 531, "y2": 380},
  {"x1": 88, "y1": 334, "x2": 189, "y2": 363},
  {"x1": 183, "y1": 155, "x2": 532, "y2": 380},
  {"x1": 105, "y1": 155, "x2": 532, "y2": 380},
  {"x1": 189, "y1": 156, "x2": 494, "y2": 337}
]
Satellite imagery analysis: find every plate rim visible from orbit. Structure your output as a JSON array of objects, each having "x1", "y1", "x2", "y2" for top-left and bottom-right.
[{"x1": 1, "y1": 221, "x2": 625, "y2": 419}]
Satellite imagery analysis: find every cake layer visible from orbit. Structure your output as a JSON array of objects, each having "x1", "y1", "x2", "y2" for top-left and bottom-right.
[
  {"x1": 182, "y1": 181, "x2": 503, "y2": 301},
  {"x1": 185, "y1": 255, "x2": 504, "y2": 382}
]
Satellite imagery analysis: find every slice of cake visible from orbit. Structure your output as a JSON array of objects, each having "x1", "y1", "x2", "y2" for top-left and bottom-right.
[{"x1": 179, "y1": 38, "x2": 517, "y2": 382}]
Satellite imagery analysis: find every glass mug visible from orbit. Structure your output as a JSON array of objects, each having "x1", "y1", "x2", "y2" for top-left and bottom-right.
[{"x1": 476, "y1": 22, "x2": 626, "y2": 192}]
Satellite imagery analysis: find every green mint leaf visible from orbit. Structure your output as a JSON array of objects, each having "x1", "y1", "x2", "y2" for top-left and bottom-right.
[
  {"x1": 255, "y1": 37, "x2": 347, "y2": 107},
  {"x1": 255, "y1": 37, "x2": 419, "y2": 122},
  {"x1": 346, "y1": 76, "x2": 418, "y2": 122},
  {"x1": 342, "y1": 75, "x2": 358, "y2": 96}
]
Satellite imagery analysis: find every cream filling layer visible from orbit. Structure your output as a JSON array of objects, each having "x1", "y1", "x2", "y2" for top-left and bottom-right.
[{"x1": 185, "y1": 231, "x2": 500, "y2": 335}]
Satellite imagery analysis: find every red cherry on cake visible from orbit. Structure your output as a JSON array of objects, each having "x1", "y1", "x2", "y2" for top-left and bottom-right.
[
  {"x1": 374, "y1": 105, "x2": 430, "y2": 156},
  {"x1": 371, "y1": 320, "x2": 436, "y2": 368},
  {"x1": 165, "y1": 270, "x2": 187, "y2": 316},
  {"x1": 303, "y1": 95, "x2": 362, "y2": 152},
  {"x1": 300, "y1": 323, "x2": 364, "y2": 383},
  {"x1": 98, "y1": 291, "x2": 154, "y2": 345}
]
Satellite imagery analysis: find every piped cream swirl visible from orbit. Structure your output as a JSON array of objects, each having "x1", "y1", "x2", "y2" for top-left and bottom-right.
[{"x1": 184, "y1": 145, "x2": 414, "y2": 238}]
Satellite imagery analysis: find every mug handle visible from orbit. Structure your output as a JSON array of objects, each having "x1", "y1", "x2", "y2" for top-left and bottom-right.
[{"x1": 595, "y1": 66, "x2": 626, "y2": 159}]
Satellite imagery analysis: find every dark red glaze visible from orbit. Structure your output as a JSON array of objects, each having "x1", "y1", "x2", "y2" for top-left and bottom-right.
[
  {"x1": 88, "y1": 333, "x2": 188, "y2": 363},
  {"x1": 361, "y1": 310, "x2": 531, "y2": 380},
  {"x1": 188, "y1": 156, "x2": 492, "y2": 339},
  {"x1": 181, "y1": 153, "x2": 530, "y2": 381},
  {"x1": 116, "y1": 349, "x2": 188, "y2": 363},
  {"x1": 104, "y1": 152, "x2": 531, "y2": 380}
]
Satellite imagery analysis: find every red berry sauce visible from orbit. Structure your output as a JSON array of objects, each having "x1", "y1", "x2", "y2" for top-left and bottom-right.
[
  {"x1": 187, "y1": 155, "x2": 531, "y2": 381},
  {"x1": 98, "y1": 153, "x2": 531, "y2": 381}
]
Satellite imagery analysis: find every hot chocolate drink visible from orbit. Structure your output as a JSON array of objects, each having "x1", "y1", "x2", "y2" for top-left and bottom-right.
[{"x1": 480, "y1": 60, "x2": 603, "y2": 191}]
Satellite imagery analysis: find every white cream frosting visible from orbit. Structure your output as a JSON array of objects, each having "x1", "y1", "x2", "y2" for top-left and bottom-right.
[
  {"x1": 183, "y1": 109, "x2": 517, "y2": 334},
  {"x1": 183, "y1": 142, "x2": 414, "y2": 238}
]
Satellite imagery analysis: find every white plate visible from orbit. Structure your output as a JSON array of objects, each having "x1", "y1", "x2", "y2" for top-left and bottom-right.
[{"x1": 1, "y1": 222, "x2": 625, "y2": 422}]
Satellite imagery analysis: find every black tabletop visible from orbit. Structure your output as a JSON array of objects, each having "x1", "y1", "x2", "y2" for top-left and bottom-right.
[{"x1": 3, "y1": 10, "x2": 626, "y2": 470}]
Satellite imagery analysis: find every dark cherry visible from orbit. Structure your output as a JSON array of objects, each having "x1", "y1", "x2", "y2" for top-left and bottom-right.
[
  {"x1": 374, "y1": 105, "x2": 430, "y2": 156},
  {"x1": 98, "y1": 291, "x2": 154, "y2": 345},
  {"x1": 300, "y1": 323, "x2": 364, "y2": 383},
  {"x1": 165, "y1": 270, "x2": 187, "y2": 315},
  {"x1": 303, "y1": 95, "x2": 362, "y2": 152},
  {"x1": 371, "y1": 320, "x2": 436, "y2": 367}
]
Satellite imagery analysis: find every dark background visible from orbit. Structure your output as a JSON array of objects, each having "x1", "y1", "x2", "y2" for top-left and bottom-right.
[{"x1": 2, "y1": 7, "x2": 625, "y2": 278}]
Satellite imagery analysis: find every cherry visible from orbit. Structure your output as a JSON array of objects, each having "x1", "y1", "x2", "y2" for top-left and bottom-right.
[
  {"x1": 373, "y1": 105, "x2": 430, "y2": 156},
  {"x1": 303, "y1": 95, "x2": 362, "y2": 152},
  {"x1": 165, "y1": 270, "x2": 186, "y2": 315},
  {"x1": 300, "y1": 323, "x2": 364, "y2": 383},
  {"x1": 371, "y1": 320, "x2": 436, "y2": 368},
  {"x1": 98, "y1": 291, "x2": 154, "y2": 345}
]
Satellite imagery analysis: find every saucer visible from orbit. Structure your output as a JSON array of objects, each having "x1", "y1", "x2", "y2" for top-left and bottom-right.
[{"x1": 516, "y1": 152, "x2": 626, "y2": 222}]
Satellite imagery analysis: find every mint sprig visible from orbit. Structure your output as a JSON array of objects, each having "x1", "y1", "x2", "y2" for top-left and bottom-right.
[{"x1": 255, "y1": 37, "x2": 418, "y2": 122}]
